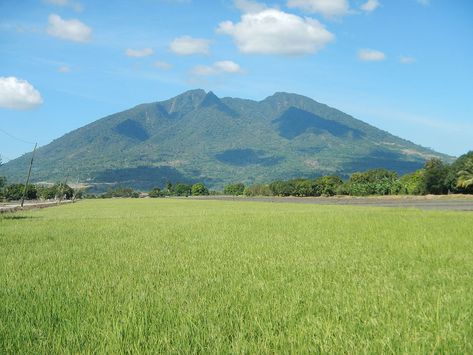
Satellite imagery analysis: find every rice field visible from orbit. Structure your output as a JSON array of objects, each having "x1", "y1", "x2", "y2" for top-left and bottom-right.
[{"x1": 1, "y1": 199, "x2": 472, "y2": 353}]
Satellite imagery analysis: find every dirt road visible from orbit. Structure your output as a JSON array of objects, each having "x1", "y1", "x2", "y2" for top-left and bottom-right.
[{"x1": 191, "y1": 195, "x2": 473, "y2": 211}]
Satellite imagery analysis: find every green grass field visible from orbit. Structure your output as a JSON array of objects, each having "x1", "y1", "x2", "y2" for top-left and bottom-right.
[{"x1": 1, "y1": 199, "x2": 472, "y2": 353}]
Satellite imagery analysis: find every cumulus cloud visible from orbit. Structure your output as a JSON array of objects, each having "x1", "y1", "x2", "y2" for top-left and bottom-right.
[
  {"x1": 287, "y1": 0, "x2": 350, "y2": 18},
  {"x1": 217, "y1": 9, "x2": 334, "y2": 55},
  {"x1": 358, "y1": 49, "x2": 386, "y2": 61},
  {"x1": 58, "y1": 65, "x2": 71, "y2": 73},
  {"x1": 234, "y1": 0, "x2": 267, "y2": 13},
  {"x1": 125, "y1": 48, "x2": 154, "y2": 57},
  {"x1": 192, "y1": 61, "x2": 243, "y2": 76},
  {"x1": 154, "y1": 61, "x2": 172, "y2": 70},
  {"x1": 44, "y1": 0, "x2": 83, "y2": 12},
  {"x1": 170, "y1": 36, "x2": 211, "y2": 55},
  {"x1": 400, "y1": 55, "x2": 416, "y2": 64},
  {"x1": 0, "y1": 77, "x2": 43, "y2": 110},
  {"x1": 360, "y1": 0, "x2": 379, "y2": 12},
  {"x1": 46, "y1": 14, "x2": 91, "y2": 42}
]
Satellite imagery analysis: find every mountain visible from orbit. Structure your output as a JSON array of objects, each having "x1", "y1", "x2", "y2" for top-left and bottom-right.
[{"x1": 0, "y1": 89, "x2": 452, "y2": 190}]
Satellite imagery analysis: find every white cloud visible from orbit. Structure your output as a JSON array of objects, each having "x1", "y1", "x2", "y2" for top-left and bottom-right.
[
  {"x1": 192, "y1": 60, "x2": 243, "y2": 76},
  {"x1": 417, "y1": 0, "x2": 430, "y2": 5},
  {"x1": 358, "y1": 49, "x2": 386, "y2": 61},
  {"x1": 217, "y1": 9, "x2": 334, "y2": 55},
  {"x1": 400, "y1": 55, "x2": 416, "y2": 64},
  {"x1": 125, "y1": 48, "x2": 154, "y2": 57},
  {"x1": 0, "y1": 77, "x2": 43, "y2": 110},
  {"x1": 287, "y1": 0, "x2": 350, "y2": 18},
  {"x1": 44, "y1": 0, "x2": 83, "y2": 12},
  {"x1": 154, "y1": 61, "x2": 172, "y2": 70},
  {"x1": 169, "y1": 36, "x2": 211, "y2": 55},
  {"x1": 234, "y1": 0, "x2": 267, "y2": 13},
  {"x1": 360, "y1": 0, "x2": 379, "y2": 12},
  {"x1": 58, "y1": 65, "x2": 71, "y2": 73},
  {"x1": 46, "y1": 14, "x2": 91, "y2": 42}
]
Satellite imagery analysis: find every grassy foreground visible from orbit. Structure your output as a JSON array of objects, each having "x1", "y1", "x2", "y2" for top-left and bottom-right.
[{"x1": 1, "y1": 199, "x2": 472, "y2": 353}]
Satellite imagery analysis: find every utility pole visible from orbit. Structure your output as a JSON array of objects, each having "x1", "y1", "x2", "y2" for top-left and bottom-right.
[{"x1": 21, "y1": 143, "x2": 37, "y2": 208}]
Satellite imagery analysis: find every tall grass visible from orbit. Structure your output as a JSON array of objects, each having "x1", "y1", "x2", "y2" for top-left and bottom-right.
[{"x1": 1, "y1": 199, "x2": 472, "y2": 353}]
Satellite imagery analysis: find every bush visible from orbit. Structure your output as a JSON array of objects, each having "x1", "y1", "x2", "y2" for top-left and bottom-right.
[
  {"x1": 191, "y1": 183, "x2": 209, "y2": 196},
  {"x1": 224, "y1": 183, "x2": 245, "y2": 196}
]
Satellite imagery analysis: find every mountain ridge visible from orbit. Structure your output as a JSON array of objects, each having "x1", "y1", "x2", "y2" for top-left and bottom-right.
[{"x1": 0, "y1": 89, "x2": 452, "y2": 190}]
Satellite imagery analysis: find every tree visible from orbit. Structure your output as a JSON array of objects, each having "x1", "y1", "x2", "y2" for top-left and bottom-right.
[
  {"x1": 0, "y1": 176, "x2": 6, "y2": 200},
  {"x1": 423, "y1": 158, "x2": 449, "y2": 195},
  {"x1": 244, "y1": 184, "x2": 272, "y2": 197},
  {"x1": 191, "y1": 182, "x2": 209, "y2": 196},
  {"x1": 174, "y1": 183, "x2": 192, "y2": 196},
  {"x1": 149, "y1": 187, "x2": 163, "y2": 198},
  {"x1": 399, "y1": 170, "x2": 425, "y2": 195},
  {"x1": 446, "y1": 151, "x2": 473, "y2": 193},
  {"x1": 457, "y1": 159, "x2": 473, "y2": 189},
  {"x1": 269, "y1": 180, "x2": 295, "y2": 196},
  {"x1": 346, "y1": 169, "x2": 398, "y2": 196},
  {"x1": 314, "y1": 176, "x2": 343, "y2": 196},
  {"x1": 4, "y1": 184, "x2": 37, "y2": 201},
  {"x1": 53, "y1": 183, "x2": 74, "y2": 200},
  {"x1": 224, "y1": 183, "x2": 245, "y2": 196}
]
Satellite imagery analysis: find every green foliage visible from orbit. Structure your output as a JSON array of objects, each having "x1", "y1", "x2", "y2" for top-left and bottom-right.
[
  {"x1": 345, "y1": 169, "x2": 398, "y2": 196},
  {"x1": 314, "y1": 175, "x2": 343, "y2": 196},
  {"x1": 173, "y1": 183, "x2": 192, "y2": 197},
  {"x1": 148, "y1": 187, "x2": 163, "y2": 198},
  {"x1": 244, "y1": 184, "x2": 272, "y2": 196},
  {"x1": 1, "y1": 199, "x2": 472, "y2": 353},
  {"x1": 191, "y1": 183, "x2": 209, "y2": 196},
  {"x1": 224, "y1": 183, "x2": 245, "y2": 196},
  {"x1": 399, "y1": 170, "x2": 426, "y2": 195},
  {"x1": 269, "y1": 180, "x2": 295, "y2": 196},
  {"x1": 457, "y1": 158, "x2": 473, "y2": 189},
  {"x1": 423, "y1": 158, "x2": 449, "y2": 195},
  {"x1": 4, "y1": 183, "x2": 37, "y2": 201},
  {"x1": 36, "y1": 183, "x2": 74, "y2": 200},
  {"x1": 446, "y1": 151, "x2": 473, "y2": 193},
  {"x1": 0, "y1": 176, "x2": 6, "y2": 199}
]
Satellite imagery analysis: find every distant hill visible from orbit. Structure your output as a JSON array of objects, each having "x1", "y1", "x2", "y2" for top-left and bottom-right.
[{"x1": 0, "y1": 89, "x2": 453, "y2": 190}]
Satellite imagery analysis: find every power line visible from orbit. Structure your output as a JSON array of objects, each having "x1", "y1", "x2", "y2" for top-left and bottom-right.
[{"x1": 0, "y1": 128, "x2": 36, "y2": 145}]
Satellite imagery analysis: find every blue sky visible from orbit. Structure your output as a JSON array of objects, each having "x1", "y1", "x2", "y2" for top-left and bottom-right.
[{"x1": 0, "y1": 0, "x2": 472, "y2": 161}]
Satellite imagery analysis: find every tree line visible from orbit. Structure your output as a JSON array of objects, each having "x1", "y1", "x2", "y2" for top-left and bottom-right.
[{"x1": 1, "y1": 151, "x2": 472, "y2": 201}]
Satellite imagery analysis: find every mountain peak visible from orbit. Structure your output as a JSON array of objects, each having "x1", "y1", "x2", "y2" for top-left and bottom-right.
[
  {"x1": 163, "y1": 89, "x2": 206, "y2": 115},
  {"x1": 200, "y1": 91, "x2": 221, "y2": 107}
]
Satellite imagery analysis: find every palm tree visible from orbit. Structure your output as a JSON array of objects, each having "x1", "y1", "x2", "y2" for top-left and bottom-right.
[{"x1": 457, "y1": 159, "x2": 473, "y2": 189}]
